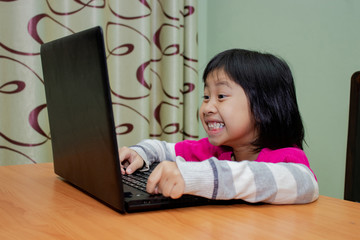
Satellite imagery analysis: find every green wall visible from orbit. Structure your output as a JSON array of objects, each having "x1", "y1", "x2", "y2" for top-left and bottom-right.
[{"x1": 198, "y1": 0, "x2": 360, "y2": 199}]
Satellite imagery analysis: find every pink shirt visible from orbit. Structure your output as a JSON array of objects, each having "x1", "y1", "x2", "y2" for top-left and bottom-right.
[{"x1": 175, "y1": 138, "x2": 315, "y2": 178}]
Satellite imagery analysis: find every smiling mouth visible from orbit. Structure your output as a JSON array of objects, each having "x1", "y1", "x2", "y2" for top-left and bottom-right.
[{"x1": 207, "y1": 122, "x2": 225, "y2": 131}]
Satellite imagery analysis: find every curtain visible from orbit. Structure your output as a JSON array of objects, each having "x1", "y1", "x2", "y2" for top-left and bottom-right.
[{"x1": 0, "y1": 0, "x2": 198, "y2": 166}]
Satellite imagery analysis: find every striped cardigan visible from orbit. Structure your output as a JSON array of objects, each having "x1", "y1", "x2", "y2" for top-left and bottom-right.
[{"x1": 130, "y1": 138, "x2": 319, "y2": 204}]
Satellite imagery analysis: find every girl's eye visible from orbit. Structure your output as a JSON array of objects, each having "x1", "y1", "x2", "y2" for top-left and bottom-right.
[
  {"x1": 218, "y1": 94, "x2": 226, "y2": 99},
  {"x1": 202, "y1": 95, "x2": 210, "y2": 100}
]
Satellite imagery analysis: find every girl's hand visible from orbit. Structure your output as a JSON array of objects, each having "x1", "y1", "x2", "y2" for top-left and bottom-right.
[
  {"x1": 146, "y1": 161, "x2": 185, "y2": 199},
  {"x1": 118, "y1": 147, "x2": 145, "y2": 175}
]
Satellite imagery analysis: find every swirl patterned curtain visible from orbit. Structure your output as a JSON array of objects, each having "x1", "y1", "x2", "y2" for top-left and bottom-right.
[{"x1": 0, "y1": 0, "x2": 198, "y2": 165}]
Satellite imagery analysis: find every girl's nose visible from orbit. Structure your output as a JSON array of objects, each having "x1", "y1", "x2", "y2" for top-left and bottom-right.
[{"x1": 201, "y1": 100, "x2": 217, "y2": 116}]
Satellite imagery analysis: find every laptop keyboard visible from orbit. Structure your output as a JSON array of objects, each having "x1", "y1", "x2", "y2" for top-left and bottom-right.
[{"x1": 122, "y1": 163, "x2": 158, "y2": 192}]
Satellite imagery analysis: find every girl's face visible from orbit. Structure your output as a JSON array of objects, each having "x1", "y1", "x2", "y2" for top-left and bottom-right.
[{"x1": 200, "y1": 69, "x2": 258, "y2": 152}]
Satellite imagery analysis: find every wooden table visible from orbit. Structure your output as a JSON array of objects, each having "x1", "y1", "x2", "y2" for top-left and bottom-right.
[{"x1": 0, "y1": 163, "x2": 359, "y2": 240}]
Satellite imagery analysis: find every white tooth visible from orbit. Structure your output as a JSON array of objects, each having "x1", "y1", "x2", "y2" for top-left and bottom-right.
[{"x1": 207, "y1": 122, "x2": 225, "y2": 129}]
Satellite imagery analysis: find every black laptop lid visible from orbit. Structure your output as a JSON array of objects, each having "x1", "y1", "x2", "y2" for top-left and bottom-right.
[{"x1": 41, "y1": 27, "x2": 125, "y2": 212}]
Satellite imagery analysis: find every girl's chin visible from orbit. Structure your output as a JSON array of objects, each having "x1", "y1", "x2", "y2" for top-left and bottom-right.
[{"x1": 207, "y1": 136, "x2": 224, "y2": 146}]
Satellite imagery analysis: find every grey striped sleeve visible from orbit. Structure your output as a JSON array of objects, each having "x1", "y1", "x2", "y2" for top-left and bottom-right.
[
  {"x1": 278, "y1": 163, "x2": 316, "y2": 204},
  {"x1": 130, "y1": 139, "x2": 176, "y2": 167},
  {"x1": 208, "y1": 158, "x2": 237, "y2": 200},
  {"x1": 177, "y1": 157, "x2": 318, "y2": 204},
  {"x1": 248, "y1": 162, "x2": 278, "y2": 202},
  {"x1": 246, "y1": 161, "x2": 318, "y2": 204}
]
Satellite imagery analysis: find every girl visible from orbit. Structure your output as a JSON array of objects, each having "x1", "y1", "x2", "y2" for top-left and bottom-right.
[{"x1": 119, "y1": 49, "x2": 319, "y2": 204}]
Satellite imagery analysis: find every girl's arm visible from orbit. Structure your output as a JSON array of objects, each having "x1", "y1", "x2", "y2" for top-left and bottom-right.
[
  {"x1": 176, "y1": 157, "x2": 319, "y2": 204},
  {"x1": 130, "y1": 139, "x2": 319, "y2": 204},
  {"x1": 130, "y1": 139, "x2": 176, "y2": 170}
]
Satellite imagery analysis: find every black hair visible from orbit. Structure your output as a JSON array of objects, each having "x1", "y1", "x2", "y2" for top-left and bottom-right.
[{"x1": 203, "y1": 49, "x2": 305, "y2": 150}]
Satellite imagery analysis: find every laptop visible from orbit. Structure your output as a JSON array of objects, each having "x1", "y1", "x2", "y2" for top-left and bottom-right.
[{"x1": 41, "y1": 26, "x2": 236, "y2": 213}]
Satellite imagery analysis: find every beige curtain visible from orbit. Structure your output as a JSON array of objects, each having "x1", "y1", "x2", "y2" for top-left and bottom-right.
[{"x1": 0, "y1": 0, "x2": 198, "y2": 165}]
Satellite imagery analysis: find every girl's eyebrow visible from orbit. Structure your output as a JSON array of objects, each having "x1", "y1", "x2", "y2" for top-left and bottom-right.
[
  {"x1": 215, "y1": 80, "x2": 232, "y2": 88},
  {"x1": 204, "y1": 78, "x2": 232, "y2": 89}
]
